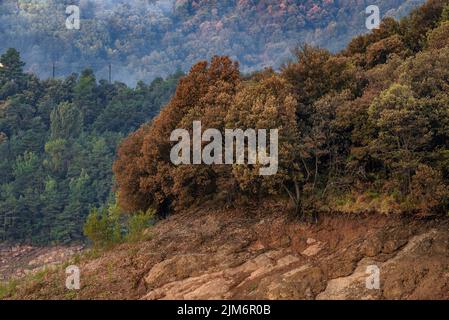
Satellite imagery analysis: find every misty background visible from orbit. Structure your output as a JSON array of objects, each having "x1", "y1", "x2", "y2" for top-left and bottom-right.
[{"x1": 0, "y1": 0, "x2": 425, "y2": 86}]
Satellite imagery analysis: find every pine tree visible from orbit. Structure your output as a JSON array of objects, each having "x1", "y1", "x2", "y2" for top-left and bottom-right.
[{"x1": 0, "y1": 48, "x2": 26, "y2": 99}]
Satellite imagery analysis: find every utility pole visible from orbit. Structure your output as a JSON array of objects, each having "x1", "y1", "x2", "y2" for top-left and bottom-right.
[
  {"x1": 52, "y1": 62, "x2": 55, "y2": 79},
  {"x1": 108, "y1": 63, "x2": 112, "y2": 84}
]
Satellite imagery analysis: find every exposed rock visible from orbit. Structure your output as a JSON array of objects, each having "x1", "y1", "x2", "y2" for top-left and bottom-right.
[
  {"x1": 0, "y1": 244, "x2": 83, "y2": 281},
  {"x1": 316, "y1": 258, "x2": 381, "y2": 300},
  {"x1": 145, "y1": 254, "x2": 214, "y2": 288},
  {"x1": 143, "y1": 250, "x2": 301, "y2": 300},
  {"x1": 301, "y1": 242, "x2": 325, "y2": 257},
  {"x1": 317, "y1": 229, "x2": 449, "y2": 300},
  {"x1": 5, "y1": 203, "x2": 449, "y2": 300}
]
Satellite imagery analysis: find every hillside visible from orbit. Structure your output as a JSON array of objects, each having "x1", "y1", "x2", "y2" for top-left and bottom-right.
[
  {"x1": 112, "y1": 0, "x2": 449, "y2": 222},
  {"x1": 0, "y1": 0, "x2": 425, "y2": 85},
  {"x1": 1, "y1": 0, "x2": 448, "y2": 244},
  {"x1": 2, "y1": 202, "x2": 449, "y2": 300},
  {"x1": 1, "y1": 0, "x2": 449, "y2": 301},
  {"x1": 0, "y1": 51, "x2": 182, "y2": 244}
]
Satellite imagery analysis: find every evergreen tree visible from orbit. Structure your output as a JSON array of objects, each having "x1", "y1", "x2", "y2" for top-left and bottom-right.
[{"x1": 0, "y1": 48, "x2": 26, "y2": 99}]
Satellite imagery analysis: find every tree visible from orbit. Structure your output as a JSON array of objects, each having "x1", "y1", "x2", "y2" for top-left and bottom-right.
[
  {"x1": 10, "y1": 151, "x2": 44, "y2": 241},
  {"x1": 74, "y1": 69, "x2": 99, "y2": 126},
  {"x1": 225, "y1": 75, "x2": 304, "y2": 216},
  {"x1": 399, "y1": 0, "x2": 447, "y2": 52},
  {"x1": 114, "y1": 56, "x2": 241, "y2": 214},
  {"x1": 50, "y1": 102, "x2": 83, "y2": 140},
  {"x1": 281, "y1": 45, "x2": 357, "y2": 108},
  {"x1": 0, "y1": 48, "x2": 26, "y2": 99},
  {"x1": 408, "y1": 164, "x2": 448, "y2": 215},
  {"x1": 426, "y1": 21, "x2": 449, "y2": 49},
  {"x1": 55, "y1": 170, "x2": 93, "y2": 243},
  {"x1": 113, "y1": 124, "x2": 152, "y2": 214},
  {"x1": 365, "y1": 35, "x2": 409, "y2": 67},
  {"x1": 368, "y1": 84, "x2": 431, "y2": 195},
  {"x1": 38, "y1": 177, "x2": 65, "y2": 243},
  {"x1": 83, "y1": 205, "x2": 121, "y2": 248}
]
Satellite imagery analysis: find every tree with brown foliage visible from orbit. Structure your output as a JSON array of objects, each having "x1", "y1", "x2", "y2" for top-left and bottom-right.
[{"x1": 114, "y1": 56, "x2": 240, "y2": 213}]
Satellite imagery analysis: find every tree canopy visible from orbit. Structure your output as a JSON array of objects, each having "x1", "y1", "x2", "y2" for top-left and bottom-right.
[
  {"x1": 0, "y1": 0, "x2": 426, "y2": 85},
  {"x1": 114, "y1": 0, "x2": 449, "y2": 220},
  {"x1": 0, "y1": 49, "x2": 182, "y2": 244}
]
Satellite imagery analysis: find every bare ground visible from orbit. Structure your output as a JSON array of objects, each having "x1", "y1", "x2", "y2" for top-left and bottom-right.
[
  {"x1": 0, "y1": 244, "x2": 83, "y2": 282},
  {"x1": 3, "y1": 201, "x2": 449, "y2": 300}
]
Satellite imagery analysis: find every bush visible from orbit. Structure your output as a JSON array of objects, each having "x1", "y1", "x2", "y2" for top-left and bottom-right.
[
  {"x1": 126, "y1": 209, "x2": 155, "y2": 242},
  {"x1": 83, "y1": 202, "x2": 155, "y2": 247},
  {"x1": 83, "y1": 204, "x2": 122, "y2": 248},
  {"x1": 407, "y1": 164, "x2": 449, "y2": 216}
]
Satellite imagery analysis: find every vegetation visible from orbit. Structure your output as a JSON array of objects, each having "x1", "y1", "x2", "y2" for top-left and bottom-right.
[
  {"x1": 1, "y1": 0, "x2": 448, "y2": 246},
  {"x1": 0, "y1": 48, "x2": 182, "y2": 244},
  {"x1": 0, "y1": 279, "x2": 18, "y2": 299},
  {"x1": 83, "y1": 202, "x2": 155, "y2": 248},
  {"x1": 114, "y1": 0, "x2": 449, "y2": 219},
  {"x1": 0, "y1": 0, "x2": 424, "y2": 84}
]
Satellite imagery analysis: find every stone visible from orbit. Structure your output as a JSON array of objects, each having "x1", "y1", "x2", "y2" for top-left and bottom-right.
[{"x1": 302, "y1": 243, "x2": 324, "y2": 257}]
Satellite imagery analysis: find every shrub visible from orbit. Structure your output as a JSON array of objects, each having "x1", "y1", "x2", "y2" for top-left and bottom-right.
[
  {"x1": 83, "y1": 202, "x2": 155, "y2": 247},
  {"x1": 83, "y1": 205, "x2": 122, "y2": 248},
  {"x1": 125, "y1": 208, "x2": 155, "y2": 242},
  {"x1": 407, "y1": 164, "x2": 449, "y2": 216}
]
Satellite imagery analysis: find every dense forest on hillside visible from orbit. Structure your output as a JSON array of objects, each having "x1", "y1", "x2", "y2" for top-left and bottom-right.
[
  {"x1": 0, "y1": 0, "x2": 425, "y2": 85},
  {"x1": 0, "y1": 49, "x2": 182, "y2": 243},
  {"x1": 114, "y1": 0, "x2": 449, "y2": 222},
  {"x1": 1, "y1": 0, "x2": 449, "y2": 246}
]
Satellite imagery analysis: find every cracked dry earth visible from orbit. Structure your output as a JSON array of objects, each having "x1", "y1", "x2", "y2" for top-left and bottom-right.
[{"x1": 9, "y1": 202, "x2": 449, "y2": 300}]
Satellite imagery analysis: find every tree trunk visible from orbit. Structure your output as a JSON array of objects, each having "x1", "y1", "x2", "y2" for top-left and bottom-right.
[{"x1": 284, "y1": 181, "x2": 302, "y2": 218}]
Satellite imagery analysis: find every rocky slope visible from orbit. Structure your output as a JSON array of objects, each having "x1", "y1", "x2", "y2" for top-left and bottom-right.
[
  {"x1": 0, "y1": 245, "x2": 83, "y2": 282},
  {"x1": 3, "y1": 202, "x2": 449, "y2": 300}
]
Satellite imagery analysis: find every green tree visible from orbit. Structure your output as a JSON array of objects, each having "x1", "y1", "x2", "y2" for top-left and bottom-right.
[
  {"x1": 0, "y1": 48, "x2": 26, "y2": 99},
  {"x1": 50, "y1": 102, "x2": 83, "y2": 140},
  {"x1": 74, "y1": 69, "x2": 99, "y2": 126},
  {"x1": 368, "y1": 84, "x2": 431, "y2": 195}
]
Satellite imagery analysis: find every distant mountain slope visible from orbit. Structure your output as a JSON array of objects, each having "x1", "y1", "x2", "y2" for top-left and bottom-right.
[{"x1": 0, "y1": 0, "x2": 425, "y2": 85}]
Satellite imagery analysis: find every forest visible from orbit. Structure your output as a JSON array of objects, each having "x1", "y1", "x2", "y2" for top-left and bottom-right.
[
  {"x1": 0, "y1": 0, "x2": 424, "y2": 85},
  {"x1": 1, "y1": 0, "x2": 449, "y2": 245},
  {"x1": 0, "y1": 48, "x2": 182, "y2": 243},
  {"x1": 114, "y1": 0, "x2": 449, "y2": 222}
]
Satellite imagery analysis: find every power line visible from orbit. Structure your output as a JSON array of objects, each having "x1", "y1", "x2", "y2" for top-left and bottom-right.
[{"x1": 44, "y1": 61, "x2": 123, "y2": 81}]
